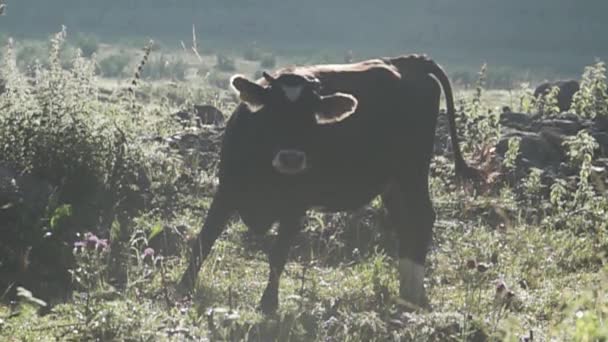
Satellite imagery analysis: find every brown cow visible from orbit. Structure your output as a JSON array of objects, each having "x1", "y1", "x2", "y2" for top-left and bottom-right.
[{"x1": 177, "y1": 54, "x2": 479, "y2": 314}]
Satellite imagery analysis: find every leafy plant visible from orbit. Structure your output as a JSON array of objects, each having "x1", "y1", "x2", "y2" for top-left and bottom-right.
[
  {"x1": 141, "y1": 54, "x2": 188, "y2": 81},
  {"x1": 573, "y1": 59, "x2": 608, "y2": 118},
  {"x1": 243, "y1": 42, "x2": 263, "y2": 61},
  {"x1": 517, "y1": 82, "x2": 536, "y2": 113},
  {"x1": 215, "y1": 54, "x2": 236, "y2": 72},
  {"x1": 260, "y1": 53, "x2": 277, "y2": 69},
  {"x1": 98, "y1": 53, "x2": 131, "y2": 78},
  {"x1": 72, "y1": 32, "x2": 99, "y2": 58},
  {"x1": 0, "y1": 28, "x2": 150, "y2": 300},
  {"x1": 537, "y1": 85, "x2": 561, "y2": 116},
  {"x1": 459, "y1": 63, "x2": 501, "y2": 156}
]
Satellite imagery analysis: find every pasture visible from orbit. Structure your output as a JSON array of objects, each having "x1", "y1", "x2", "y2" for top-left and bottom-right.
[{"x1": 0, "y1": 28, "x2": 607, "y2": 341}]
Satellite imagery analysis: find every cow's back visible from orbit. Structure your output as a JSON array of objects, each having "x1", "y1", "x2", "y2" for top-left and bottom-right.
[
  {"x1": 282, "y1": 59, "x2": 439, "y2": 209},
  {"x1": 221, "y1": 57, "x2": 442, "y2": 213}
]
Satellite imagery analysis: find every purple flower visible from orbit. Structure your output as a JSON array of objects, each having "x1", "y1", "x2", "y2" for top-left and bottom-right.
[
  {"x1": 84, "y1": 232, "x2": 99, "y2": 249},
  {"x1": 73, "y1": 240, "x2": 86, "y2": 253},
  {"x1": 143, "y1": 247, "x2": 155, "y2": 259},
  {"x1": 96, "y1": 238, "x2": 109, "y2": 251},
  {"x1": 73, "y1": 232, "x2": 109, "y2": 252}
]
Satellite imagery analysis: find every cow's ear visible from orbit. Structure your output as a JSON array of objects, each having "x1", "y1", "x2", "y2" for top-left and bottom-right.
[
  {"x1": 315, "y1": 93, "x2": 358, "y2": 125},
  {"x1": 230, "y1": 74, "x2": 267, "y2": 109}
]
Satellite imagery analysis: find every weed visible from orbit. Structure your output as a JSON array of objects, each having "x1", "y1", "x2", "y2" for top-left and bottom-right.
[
  {"x1": 260, "y1": 53, "x2": 277, "y2": 69},
  {"x1": 1, "y1": 37, "x2": 608, "y2": 342},
  {"x1": 573, "y1": 60, "x2": 608, "y2": 118},
  {"x1": 72, "y1": 33, "x2": 99, "y2": 58},
  {"x1": 215, "y1": 54, "x2": 236, "y2": 72},
  {"x1": 243, "y1": 41, "x2": 263, "y2": 61},
  {"x1": 536, "y1": 85, "x2": 561, "y2": 116},
  {"x1": 141, "y1": 54, "x2": 188, "y2": 81},
  {"x1": 98, "y1": 52, "x2": 131, "y2": 78}
]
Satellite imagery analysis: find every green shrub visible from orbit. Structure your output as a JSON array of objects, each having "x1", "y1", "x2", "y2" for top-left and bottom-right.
[
  {"x1": 537, "y1": 85, "x2": 561, "y2": 116},
  {"x1": 72, "y1": 32, "x2": 99, "y2": 58},
  {"x1": 140, "y1": 54, "x2": 188, "y2": 81},
  {"x1": 16, "y1": 42, "x2": 48, "y2": 70},
  {"x1": 0, "y1": 30, "x2": 149, "y2": 300},
  {"x1": 215, "y1": 54, "x2": 236, "y2": 72},
  {"x1": 0, "y1": 32, "x2": 7, "y2": 47},
  {"x1": 243, "y1": 42, "x2": 263, "y2": 61},
  {"x1": 516, "y1": 82, "x2": 536, "y2": 113},
  {"x1": 98, "y1": 53, "x2": 132, "y2": 78},
  {"x1": 260, "y1": 53, "x2": 277, "y2": 69},
  {"x1": 572, "y1": 59, "x2": 608, "y2": 118},
  {"x1": 207, "y1": 71, "x2": 230, "y2": 89},
  {"x1": 459, "y1": 63, "x2": 500, "y2": 155}
]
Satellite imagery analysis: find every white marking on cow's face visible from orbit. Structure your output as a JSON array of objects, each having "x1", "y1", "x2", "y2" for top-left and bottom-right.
[
  {"x1": 397, "y1": 258, "x2": 429, "y2": 310},
  {"x1": 272, "y1": 149, "x2": 308, "y2": 175},
  {"x1": 281, "y1": 85, "x2": 303, "y2": 102},
  {"x1": 244, "y1": 102, "x2": 264, "y2": 113}
]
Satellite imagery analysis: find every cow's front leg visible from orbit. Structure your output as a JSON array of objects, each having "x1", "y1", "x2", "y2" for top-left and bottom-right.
[
  {"x1": 177, "y1": 189, "x2": 234, "y2": 294},
  {"x1": 259, "y1": 212, "x2": 304, "y2": 315}
]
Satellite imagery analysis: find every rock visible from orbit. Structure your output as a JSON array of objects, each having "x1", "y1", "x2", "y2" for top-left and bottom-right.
[
  {"x1": 174, "y1": 104, "x2": 225, "y2": 128},
  {"x1": 539, "y1": 126, "x2": 568, "y2": 151},
  {"x1": 591, "y1": 158, "x2": 608, "y2": 189},
  {"x1": 590, "y1": 131, "x2": 608, "y2": 157},
  {"x1": 594, "y1": 116, "x2": 608, "y2": 132},
  {"x1": 534, "y1": 80, "x2": 580, "y2": 112},
  {"x1": 539, "y1": 119, "x2": 582, "y2": 136},
  {"x1": 499, "y1": 112, "x2": 535, "y2": 131},
  {"x1": 496, "y1": 131, "x2": 564, "y2": 171}
]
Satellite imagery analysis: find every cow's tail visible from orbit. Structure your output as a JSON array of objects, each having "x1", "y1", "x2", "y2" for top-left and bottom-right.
[{"x1": 426, "y1": 60, "x2": 482, "y2": 184}]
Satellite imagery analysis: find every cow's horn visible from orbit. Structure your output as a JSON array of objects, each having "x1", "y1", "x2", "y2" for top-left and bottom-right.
[{"x1": 262, "y1": 71, "x2": 275, "y2": 84}]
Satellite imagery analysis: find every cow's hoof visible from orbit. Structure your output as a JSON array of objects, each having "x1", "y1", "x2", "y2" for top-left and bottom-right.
[
  {"x1": 396, "y1": 290, "x2": 430, "y2": 312},
  {"x1": 398, "y1": 258, "x2": 431, "y2": 312}
]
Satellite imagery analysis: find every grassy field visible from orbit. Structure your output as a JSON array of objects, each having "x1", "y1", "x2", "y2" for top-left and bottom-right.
[{"x1": 0, "y1": 30, "x2": 607, "y2": 341}]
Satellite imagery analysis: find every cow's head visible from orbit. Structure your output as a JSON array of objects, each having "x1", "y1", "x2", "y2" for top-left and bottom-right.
[{"x1": 230, "y1": 71, "x2": 359, "y2": 175}]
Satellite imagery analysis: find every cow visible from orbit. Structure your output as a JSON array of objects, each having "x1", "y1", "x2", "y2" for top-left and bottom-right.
[
  {"x1": 176, "y1": 54, "x2": 480, "y2": 314},
  {"x1": 534, "y1": 80, "x2": 580, "y2": 113}
]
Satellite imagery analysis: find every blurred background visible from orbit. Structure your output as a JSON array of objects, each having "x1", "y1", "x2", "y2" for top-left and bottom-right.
[{"x1": 2, "y1": 0, "x2": 607, "y2": 79}]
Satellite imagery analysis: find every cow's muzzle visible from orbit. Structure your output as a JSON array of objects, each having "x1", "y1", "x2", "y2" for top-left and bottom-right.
[{"x1": 272, "y1": 150, "x2": 308, "y2": 175}]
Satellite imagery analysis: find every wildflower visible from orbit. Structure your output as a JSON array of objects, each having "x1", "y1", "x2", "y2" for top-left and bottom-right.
[
  {"x1": 494, "y1": 279, "x2": 515, "y2": 307},
  {"x1": 73, "y1": 240, "x2": 86, "y2": 253},
  {"x1": 84, "y1": 232, "x2": 99, "y2": 249},
  {"x1": 143, "y1": 247, "x2": 155, "y2": 260},
  {"x1": 96, "y1": 238, "x2": 109, "y2": 251},
  {"x1": 495, "y1": 279, "x2": 508, "y2": 295},
  {"x1": 75, "y1": 232, "x2": 109, "y2": 252}
]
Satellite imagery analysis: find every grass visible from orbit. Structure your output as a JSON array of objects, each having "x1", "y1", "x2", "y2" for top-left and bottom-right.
[{"x1": 0, "y1": 31, "x2": 607, "y2": 341}]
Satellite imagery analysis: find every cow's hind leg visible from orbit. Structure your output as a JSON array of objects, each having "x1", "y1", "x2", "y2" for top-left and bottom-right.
[
  {"x1": 259, "y1": 212, "x2": 304, "y2": 315},
  {"x1": 382, "y1": 72, "x2": 440, "y2": 310},
  {"x1": 177, "y1": 189, "x2": 234, "y2": 294},
  {"x1": 382, "y1": 179, "x2": 436, "y2": 310}
]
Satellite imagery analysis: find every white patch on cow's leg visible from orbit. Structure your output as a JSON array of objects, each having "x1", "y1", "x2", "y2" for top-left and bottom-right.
[
  {"x1": 281, "y1": 85, "x2": 303, "y2": 102},
  {"x1": 398, "y1": 258, "x2": 429, "y2": 310}
]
